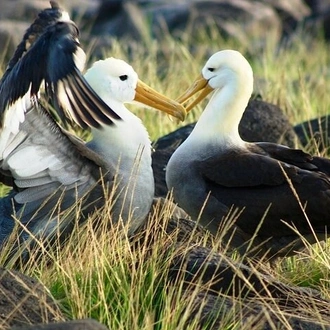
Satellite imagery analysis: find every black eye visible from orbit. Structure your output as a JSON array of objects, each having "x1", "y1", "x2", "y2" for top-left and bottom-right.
[
  {"x1": 208, "y1": 68, "x2": 214, "y2": 72},
  {"x1": 119, "y1": 75, "x2": 128, "y2": 81}
]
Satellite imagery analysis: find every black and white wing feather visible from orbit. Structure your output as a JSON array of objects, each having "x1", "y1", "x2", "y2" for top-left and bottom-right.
[
  {"x1": 0, "y1": 20, "x2": 121, "y2": 130},
  {"x1": 0, "y1": 103, "x2": 111, "y2": 226}
]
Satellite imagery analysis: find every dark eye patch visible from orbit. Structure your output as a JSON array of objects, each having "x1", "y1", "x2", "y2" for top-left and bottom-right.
[
  {"x1": 119, "y1": 75, "x2": 128, "y2": 81},
  {"x1": 208, "y1": 68, "x2": 214, "y2": 72}
]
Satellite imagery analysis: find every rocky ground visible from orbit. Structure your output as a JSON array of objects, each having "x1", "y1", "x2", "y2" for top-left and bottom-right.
[{"x1": 0, "y1": 0, "x2": 329, "y2": 60}]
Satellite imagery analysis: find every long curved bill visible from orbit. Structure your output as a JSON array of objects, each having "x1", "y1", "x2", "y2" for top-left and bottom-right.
[
  {"x1": 135, "y1": 79, "x2": 186, "y2": 121},
  {"x1": 176, "y1": 74, "x2": 214, "y2": 112}
]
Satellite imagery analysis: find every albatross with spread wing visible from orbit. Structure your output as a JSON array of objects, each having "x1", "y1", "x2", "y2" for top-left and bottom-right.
[{"x1": 0, "y1": 3, "x2": 185, "y2": 253}]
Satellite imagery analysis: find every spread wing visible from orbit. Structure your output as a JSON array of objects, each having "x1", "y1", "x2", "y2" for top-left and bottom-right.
[
  {"x1": 0, "y1": 103, "x2": 112, "y2": 227},
  {"x1": 0, "y1": 2, "x2": 118, "y2": 255},
  {"x1": 0, "y1": 8, "x2": 121, "y2": 132}
]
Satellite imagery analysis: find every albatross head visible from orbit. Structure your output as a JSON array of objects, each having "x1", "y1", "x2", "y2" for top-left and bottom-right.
[
  {"x1": 177, "y1": 50, "x2": 254, "y2": 112},
  {"x1": 84, "y1": 58, "x2": 186, "y2": 121},
  {"x1": 175, "y1": 50, "x2": 254, "y2": 145},
  {"x1": 84, "y1": 57, "x2": 186, "y2": 179},
  {"x1": 202, "y1": 50, "x2": 253, "y2": 92},
  {"x1": 85, "y1": 58, "x2": 138, "y2": 105}
]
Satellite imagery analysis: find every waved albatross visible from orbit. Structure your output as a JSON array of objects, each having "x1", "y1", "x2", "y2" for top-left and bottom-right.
[
  {"x1": 0, "y1": 11, "x2": 185, "y2": 252},
  {"x1": 166, "y1": 50, "x2": 330, "y2": 259}
]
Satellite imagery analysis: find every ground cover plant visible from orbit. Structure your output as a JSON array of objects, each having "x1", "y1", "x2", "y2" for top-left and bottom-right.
[{"x1": 1, "y1": 20, "x2": 330, "y2": 329}]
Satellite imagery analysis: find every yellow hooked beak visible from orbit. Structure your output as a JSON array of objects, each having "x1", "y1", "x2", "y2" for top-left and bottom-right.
[
  {"x1": 176, "y1": 74, "x2": 214, "y2": 112},
  {"x1": 134, "y1": 79, "x2": 186, "y2": 121}
]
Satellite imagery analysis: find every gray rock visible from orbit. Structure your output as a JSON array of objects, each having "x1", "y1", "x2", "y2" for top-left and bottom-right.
[
  {"x1": 304, "y1": 0, "x2": 330, "y2": 15},
  {"x1": 0, "y1": 1, "x2": 98, "y2": 62},
  {"x1": 294, "y1": 115, "x2": 330, "y2": 151},
  {"x1": 185, "y1": 289, "x2": 330, "y2": 329},
  {"x1": 0, "y1": 0, "x2": 97, "y2": 21},
  {"x1": 262, "y1": 0, "x2": 311, "y2": 36},
  {"x1": 240, "y1": 99, "x2": 297, "y2": 146},
  {"x1": 0, "y1": 0, "x2": 323, "y2": 49},
  {"x1": 0, "y1": 267, "x2": 62, "y2": 329},
  {"x1": 0, "y1": 0, "x2": 325, "y2": 57},
  {"x1": 304, "y1": 0, "x2": 330, "y2": 41},
  {"x1": 92, "y1": 0, "x2": 282, "y2": 50},
  {"x1": 0, "y1": 1, "x2": 47, "y2": 21}
]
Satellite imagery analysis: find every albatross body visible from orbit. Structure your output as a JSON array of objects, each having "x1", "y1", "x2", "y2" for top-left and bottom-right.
[
  {"x1": 0, "y1": 4, "x2": 185, "y2": 252},
  {"x1": 166, "y1": 50, "x2": 330, "y2": 258}
]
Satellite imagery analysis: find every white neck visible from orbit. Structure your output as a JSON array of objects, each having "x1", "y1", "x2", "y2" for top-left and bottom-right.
[
  {"x1": 189, "y1": 77, "x2": 252, "y2": 149},
  {"x1": 87, "y1": 101, "x2": 154, "y2": 228},
  {"x1": 85, "y1": 82, "x2": 152, "y2": 168},
  {"x1": 89, "y1": 104, "x2": 151, "y2": 172}
]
